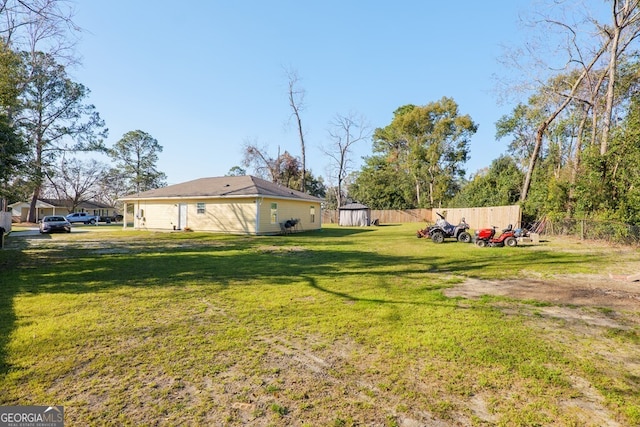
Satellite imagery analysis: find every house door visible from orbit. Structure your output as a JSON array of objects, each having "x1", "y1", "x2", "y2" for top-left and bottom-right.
[{"x1": 178, "y1": 203, "x2": 187, "y2": 230}]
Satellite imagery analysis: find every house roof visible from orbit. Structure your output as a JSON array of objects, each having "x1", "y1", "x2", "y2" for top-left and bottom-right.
[
  {"x1": 9, "y1": 199, "x2": 113, "y2": 209},
  {"x1": 40, "y1": 198, "x2": 114, "y2": 209},
  {"x1": 9, "y1": 200, "x2": 55, "y2": 208},
  {"x1": 119, "y1": 175, "x2": 324, "y2": 203}
]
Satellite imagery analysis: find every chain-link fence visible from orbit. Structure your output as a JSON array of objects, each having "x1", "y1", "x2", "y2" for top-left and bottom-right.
[{"x1": 532, "y1": 218, "x2": 640, "y2": 245}]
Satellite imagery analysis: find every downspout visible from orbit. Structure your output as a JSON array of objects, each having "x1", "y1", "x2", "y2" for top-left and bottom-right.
[{"x1": 255, "y1": 197, "x2": 262, "y2": 235}]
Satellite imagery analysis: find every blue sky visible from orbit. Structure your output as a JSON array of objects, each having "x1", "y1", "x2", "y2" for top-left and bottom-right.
[{"x1": 72, "y1": 1, "x2": 528, "y2": 186}]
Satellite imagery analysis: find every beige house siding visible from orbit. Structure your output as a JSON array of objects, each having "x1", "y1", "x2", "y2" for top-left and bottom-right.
[
  {"x1": 128, "y1": 197, "x2": 321, "y2": 235},
  {"x1": 132, "y1": 200, "x2": 175, "y2": 230},
  {"x1": 258, "y1": 198, "x2": 322, "y2": 234},
  {"x1": 190, "y1": 199, "x2": 257, "y2": 233},
  {"x1": 120, "y1": 176, "x2": 324, "y2": 235},
  {"x1": 131, "y1": 198, "x2": 256, "y2": 233}
]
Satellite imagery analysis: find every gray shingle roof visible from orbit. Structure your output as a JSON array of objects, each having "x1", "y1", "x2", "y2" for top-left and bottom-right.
[
  {"x1": 339, "y1": 203, "x2": 370, "y2": 210},
  {"x1": 120, "y1": 175, "x2": 323, "y2": 202},
  {"x1": 40, "y1": 198, "x2": 113, "y2": 209}
]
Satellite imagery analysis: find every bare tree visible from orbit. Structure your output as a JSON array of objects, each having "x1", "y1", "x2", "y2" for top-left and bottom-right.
[
  {"x1": 600, "y1": 0, "x2": 640, "y2": 154},
  {"x1": 44, "y1": 156, "x2": 107, "y2": 212},
  {"x1": 0, "y1": 0, "x2": 80, "y2": 61},
  {"x1": 285, "y1": 68, "x2": 307, "y2": 193},
  {"x1": 322, "y1": 112, "x2": 370, "y2": 208},
  {"x1": 241, "y1": 139, "x2": 307, "y2": 189},
  {"x1": 521, "y1": 39, "x2": 609, "y2": 201},
  {"x1": 241, "y1": 139, "x2": 282, "y2": 182},
  {"x1": 95, "y1": 167, "x2": 129, "y2": 209},
  {"x1": 498, "y1": 0, "x2": 632, "y2": 201}
]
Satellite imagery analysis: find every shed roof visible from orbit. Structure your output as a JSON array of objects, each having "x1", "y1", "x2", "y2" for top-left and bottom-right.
[
  {"x1": 339, "y1": 203, "x2": 370, "y2": 210},
  {"x1": 120, "y1": 175, "x2": 323, "y2": 202}
]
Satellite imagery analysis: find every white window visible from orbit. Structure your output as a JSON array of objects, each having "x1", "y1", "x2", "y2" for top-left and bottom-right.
[
  {"x1": 270, "y1": 203, "x2": 278, "y2": 224},
  {"x1": 310, "y1": 206, "x2": 316, "y2": 223},
  {"x1": 197, "y1": 202, "x2": 206, "y2": 214}
]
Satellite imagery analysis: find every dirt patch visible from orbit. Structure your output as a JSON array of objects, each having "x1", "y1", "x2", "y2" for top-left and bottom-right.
[
  {"x1": 256, "y1": 245, "x2": 307, "y2": 253},
  {"x1": 442, "y1": 273, "x2": 639, "y2": 426},
  {"x1": 445, "y1": 273, "x2": 640, "y2": 312}
]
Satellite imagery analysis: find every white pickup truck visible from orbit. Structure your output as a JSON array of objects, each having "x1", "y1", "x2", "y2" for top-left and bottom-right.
[{"x1": 65, "y1": 212, "x2": 98, "y2": 224}]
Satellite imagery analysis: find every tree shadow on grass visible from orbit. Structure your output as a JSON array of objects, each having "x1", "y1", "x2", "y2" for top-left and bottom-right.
[{"x1": 0, "y1": 231, "x2": 609, "y2": 375}]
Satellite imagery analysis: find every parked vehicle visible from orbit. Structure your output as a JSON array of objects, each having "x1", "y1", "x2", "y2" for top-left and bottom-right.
[
  {"x1": 417, "y1": 212, "x2": 472, "y2": 243},
  {"x1": 40, "y1": 215, "x2": 72, "y2": 233},
  {"x1": 66, "y1": 212, "x2": 98, "y2": 224},
  {"x1": 474, "y1": 224, "x2": 517, "y2": 247},
  {"x1": 96, "y1": 214, "x2": 123, "y2": 223}
]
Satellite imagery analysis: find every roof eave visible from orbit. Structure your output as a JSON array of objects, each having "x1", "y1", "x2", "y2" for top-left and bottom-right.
[{"x1": 119, "y1": 194, "x2": 322, "y2": 203}]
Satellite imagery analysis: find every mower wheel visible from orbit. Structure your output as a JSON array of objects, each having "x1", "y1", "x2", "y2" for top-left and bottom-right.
[
  {"x1": 458, "y1": 231, "x2": 472, "y2": 243},
  {"x1": 431, "y1": 231, "x2": 445, "y2": 244},
  {"x1": 505, "y1": 236, "x2": 518, "y2": 247},
  {"x1": 475, "y1": 239, "x2": 487, "y2": 248}
]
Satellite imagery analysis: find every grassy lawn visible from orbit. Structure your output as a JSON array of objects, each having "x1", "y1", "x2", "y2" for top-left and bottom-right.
[{"x1": 0, "y1": 224, "x2": 638, "y2": 426}]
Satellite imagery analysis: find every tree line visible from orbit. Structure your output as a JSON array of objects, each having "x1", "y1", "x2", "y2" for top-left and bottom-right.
[
  {"x1": 2, "y1": 1, "x2": 639, "y2": 229},
  {"x1": 0, "y1": 1, "x2": 166, "y2": 222},
  {"x1": 238, "y1": 1, "x2": 640, "y2": 231}
]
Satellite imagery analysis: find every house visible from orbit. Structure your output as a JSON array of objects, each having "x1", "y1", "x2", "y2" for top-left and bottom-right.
[
  {"x1": 339, "y1": 203, "x2": 372, "y2": 226},
  {"x1": 118, "y1": 175, "x2": 324, "y2": 235},
  {"x1": 9, "y1": 199, "x2": 118, "y2": 222}
]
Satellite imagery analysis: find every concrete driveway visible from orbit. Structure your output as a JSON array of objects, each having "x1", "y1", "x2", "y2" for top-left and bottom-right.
[{"x1": 6, "y1": 223, "x2": 124, "y2": 237}]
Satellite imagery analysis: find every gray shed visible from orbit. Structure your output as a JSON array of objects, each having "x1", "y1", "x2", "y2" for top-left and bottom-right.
[{"x1": 338, "y1": 203, "x2": 371, "y2": 226}]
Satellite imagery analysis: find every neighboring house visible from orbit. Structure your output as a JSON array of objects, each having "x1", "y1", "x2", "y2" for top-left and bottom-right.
[
  {"x1": 339, "y1": 203, "x2": 372, "y2": 226},
  {"x1": 9, "y1": 199, "x2": 118, "y2": 222},
  {"x1": 119, "y1": 175, "x2": 323, "y2": 235}
]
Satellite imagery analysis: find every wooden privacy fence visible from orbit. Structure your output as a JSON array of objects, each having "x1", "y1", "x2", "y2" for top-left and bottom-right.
[
  {"x1": 321, "y1": 209, "x2": 431, "y2": 224},
  {"x1": 322, "y1": 205, "x2": 521, "y2": 231},
  {"x1": 434, "y1": 205, "x2": 522, "y2": 231}
]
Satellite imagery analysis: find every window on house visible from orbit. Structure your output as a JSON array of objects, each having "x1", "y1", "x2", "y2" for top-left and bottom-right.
[
  {"x1": 197, "y1": 202, "x2": 206, "y2": 214},
  {"x1": 310, "y1": 206, "x2": 316, "y2": 223},
  {"x1": 270, "y1": 203, "x2": 278, "y2": 224}
]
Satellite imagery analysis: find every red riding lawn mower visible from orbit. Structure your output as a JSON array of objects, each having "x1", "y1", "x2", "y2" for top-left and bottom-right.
[{"x1": 474, "y1": 224, "x2": 518, "y2": 247}]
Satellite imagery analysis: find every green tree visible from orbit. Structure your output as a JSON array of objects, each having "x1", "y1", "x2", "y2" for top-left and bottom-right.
[
  {"x1": 16, "y1": 51, "x2": 107, "y2": 222},
  {"x1": 226, "y1": 166, "x2": 246, "y2": 176},
  {"x1": 448, "y1": 156, "x2": 523, "y2": 208},
  {"x1": 574, "y1": 94, "x2": 640, "y2": 224},
  {"x1": 0, "y1": 114, "x2": 26, "y2": 206},
  {"x1": 109, "y1": 130, "x2": 167, "y2": 195},
  {"x1": 495, "y1": 103, "x2": 541, "y2": 169},
  {"x1": 365, "y1": 98, "x2": 476, "y2": 208},
  {"x1": 349, "y1": 155, "x2": 414, "y2": 209},
  {"x1": 0, "y1": 41, "x2": 25, "y2": 209}
]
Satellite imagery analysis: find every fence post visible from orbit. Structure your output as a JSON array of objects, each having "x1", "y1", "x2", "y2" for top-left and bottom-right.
[{"x1": 581, "y1": 219, "x2": 585, "y2": 240}]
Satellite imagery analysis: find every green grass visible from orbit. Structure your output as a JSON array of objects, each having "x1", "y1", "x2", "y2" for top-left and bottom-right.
[{"x1": 0, "y1": 224, "x2": 638, "y2": 426}]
